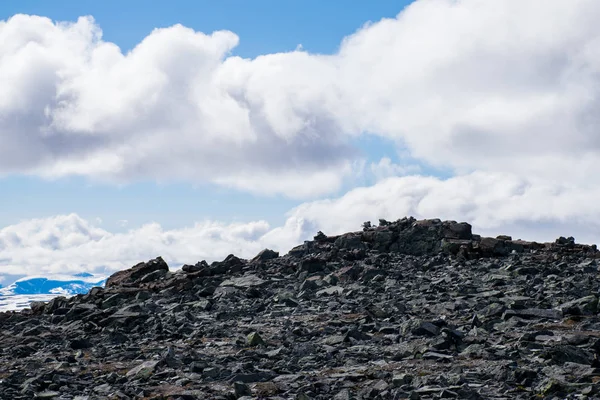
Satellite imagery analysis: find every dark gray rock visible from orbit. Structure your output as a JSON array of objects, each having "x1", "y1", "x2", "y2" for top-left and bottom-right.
[
  {"x1": 251, "y1": 248, "x2": 279, "y2": 262},
  {"x1": 3, "y1": 216, "x2": 600, "y2": 400},
  {"x1": 105, "y1": 257, "x2": 169, "y2": 288}
]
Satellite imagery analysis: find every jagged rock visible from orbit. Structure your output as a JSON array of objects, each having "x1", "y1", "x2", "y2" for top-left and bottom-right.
[
  {"x1": 541, "y1": 345, "x2": 593, "y2": 365},
  {"x1": 316, "y1": 286, "x2": 343, "y2": 297},
  {"x1": 403, "y1": 320, "x2": 440, "y2": 336},
  {"x1": 182, "y1": 260, "x2": 210, "y2": 273},
  {"x1": 314, "y1": 231, "x2": 327, "y2": 241},
  {"x1": 34, "y1": 391, "x2": 61, "y2": 399},
  {"x1": 442, "y1": 221, "x2": 472, "y2": 239},
  {"x1": 211, "y1": 254, "x2": 245, "y2": 274},
  {"x1": 556, "y1": 236, "x2": 576, "y2": 246},
  {"x1": 246, "y1": 332, "x2": 265, "y2": 346},
  {"x1": 335, "y1": 233, "x2": 367, "y2": 251},
  {"x1": 138, "y1": 268, "x2": 167, "y2": 283},
  {"x1": 220, "y1": 274, "x2": 266, "y2": 288},
  {"x1": 559, "y1": 295, "x2": 598, "y2": 315},
  {"x1": 503, "y1": 308, "x2": 563, "y2": 320},
  {"x1": 299, "y1": 257, "x2": 327, "y2": 273},
  {"x1": 477, "y1": 237, "x2": 509, "y2": 256},
  {"x1": 392, "y1": 373, "x2": 413, "y2": 387},
  {"x1": 2, "y1": 216, "x2": 600, "y2": 399},
  {"x1": 251, "y1": 249, "x2": 279, "y2": 262},
  {"x1": 29, "y1": 301, "x2": 46, "y2": 315},
  {"x1": 69, "y1": 338, "x2": 92, "y2": 349},
  {"x1": 105, "y1": 257, "x2": 169, "y2": 288},
  {"x1": 126, "y1": 360, "x2": 160, "y2": 380},
  {"x1": 233, "y1": 381, "x2": 252, "y2": 397}
]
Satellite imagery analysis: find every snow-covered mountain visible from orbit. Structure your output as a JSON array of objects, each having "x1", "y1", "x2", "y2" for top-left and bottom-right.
[{"x1": 0, "y1": 274, "x2": 106, "y2": 312}]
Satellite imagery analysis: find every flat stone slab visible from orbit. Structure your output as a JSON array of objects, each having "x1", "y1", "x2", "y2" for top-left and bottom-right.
[{"x1": 220, "y1": 275, "x2": 267, "y2": 288}]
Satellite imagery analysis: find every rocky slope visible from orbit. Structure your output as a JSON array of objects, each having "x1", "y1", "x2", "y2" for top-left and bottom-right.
[{"x1": 1, "y1": 217, "x2": 600, "y2": 399}]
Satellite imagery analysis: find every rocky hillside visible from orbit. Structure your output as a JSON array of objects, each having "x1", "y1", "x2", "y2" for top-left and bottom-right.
[{"x1": 1, "y1": 217, "x2": 600, "y2": 399}]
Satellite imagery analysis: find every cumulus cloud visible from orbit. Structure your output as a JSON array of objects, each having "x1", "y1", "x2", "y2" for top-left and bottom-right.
[
  {"x1": 3, "y1": 0, "x2": 600, "y2": 197},
  {"x1": 3, "y1": 171, "x2": 600, "y2": 282},
  {"x1": 282, "y1": 172, "x2": 600, "y2": 244},
  {"x1": 334, "y1": 0, "x2": 600, "y2": 183},
  {"x1": 0, "y1": 15, "x2": 356, "y2": 198},
  {"x1": 3, "y1": 0, "x2": 600, "y2": 281},
  {"x1": 0, "y1": 213, "x2": 271, "y2": 278},
  {"x1": 368, "y1": 157, "x2": 421, "y2": 181}
]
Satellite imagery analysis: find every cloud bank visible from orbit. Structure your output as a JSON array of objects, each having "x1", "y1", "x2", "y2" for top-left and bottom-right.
[
  {"x1": 2, "y1": 0, "x2": 600, "y2": 197},
  {"x1": 2, "y1": 0, "x2": 600, "y2": 281},
  {"x1": 2, "y1": 172, "x2": 600, "y2": 281}
]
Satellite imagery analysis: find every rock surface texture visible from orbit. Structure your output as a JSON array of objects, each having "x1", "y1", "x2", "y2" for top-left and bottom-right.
[{"x1": 2, "y1": 217, "x2": 600, "y2": 399}]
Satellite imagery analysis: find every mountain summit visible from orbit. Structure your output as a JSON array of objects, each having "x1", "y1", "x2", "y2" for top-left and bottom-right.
[{"x1": 1, "y1": 217, "x2": 599, "y2": 399}]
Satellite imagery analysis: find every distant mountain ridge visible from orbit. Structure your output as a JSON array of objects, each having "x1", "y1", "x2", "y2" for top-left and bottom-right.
[
  {"x1": 0, "y1": 275, "x2": 106, "y2": 311},
  {"x1": 0, "y1": 277, "x2": 105, "y2": 296}
]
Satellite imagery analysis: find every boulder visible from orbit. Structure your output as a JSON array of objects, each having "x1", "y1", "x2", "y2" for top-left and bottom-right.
[
  {"x1": 105, "y1": 257, "x2": 169, "y2": 288},
  {"x1": 251, "y1": 249, "x2": 279, "y2": 263}
]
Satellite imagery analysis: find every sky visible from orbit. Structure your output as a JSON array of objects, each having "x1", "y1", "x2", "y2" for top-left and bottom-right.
[
  {"x1": 0, "y1": 0, "x2": 411, "y2": 232},
  {"x1": 2, "y1": 0, "x2": 600, "y2": 284}
]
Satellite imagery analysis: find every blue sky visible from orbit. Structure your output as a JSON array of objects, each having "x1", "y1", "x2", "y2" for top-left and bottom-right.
[
  {"x1": 2, "y1": 0, "x2": 600, "y2": 283},
  {"x1": 0, "y1": 1, "x2": 410, "y2": 56},
  {"x1": 0, "y1": 0, "x2": 413, "y2": 232}
]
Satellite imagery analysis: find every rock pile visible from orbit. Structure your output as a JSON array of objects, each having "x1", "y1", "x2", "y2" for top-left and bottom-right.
[{"x1": 2, "y1": 217, "x2": 600, "y2": 399}]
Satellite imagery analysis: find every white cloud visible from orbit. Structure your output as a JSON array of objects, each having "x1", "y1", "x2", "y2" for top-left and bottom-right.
[
  {"x1": 3, "y1": 0, "x2": 600, "y2": 197},
  {"x1": 3, "y1": 1, "x2": 600, "y2": 281},
  {"x1": 0, "y1": 15, "x2": 354, "y2": 198},
  {"x1": 2, "y1": 171, "x2": 600, "y2": 282},
  {"x1": 369, "y1": 157, "x2": 421, "y2": 181},
  {"x1": 332, "y1": 0, "x2": 600, "y2": 184},
  {"x1": 283, "y1": 172, "x2": 600, "y2": 244},
  {"x1": 0, "y1": 213, "x2": 270, "y2": 278}
]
